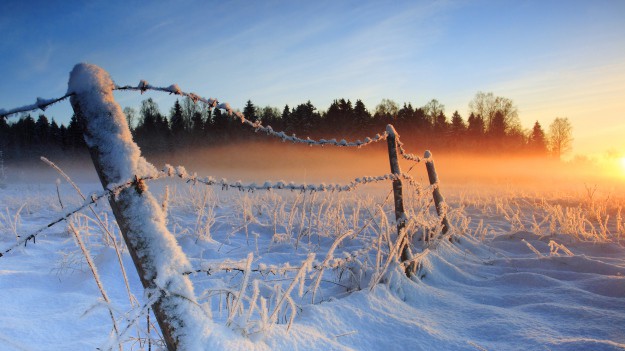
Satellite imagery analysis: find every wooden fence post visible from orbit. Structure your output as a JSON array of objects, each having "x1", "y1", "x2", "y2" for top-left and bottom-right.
[
  {"x1": 424, "y1": 150, "x2": 450, "y2": 236},
  {"x1": 386, "y1": 125, "x2": 413, "y2": 276},
  {"x1": 68, "y1": 63, "x2": 206, "y2": 351}
]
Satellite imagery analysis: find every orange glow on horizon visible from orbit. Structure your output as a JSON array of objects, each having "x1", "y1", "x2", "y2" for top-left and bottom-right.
[{"x1": 136, "y1": 142, "x2": 625, "y2": 195}]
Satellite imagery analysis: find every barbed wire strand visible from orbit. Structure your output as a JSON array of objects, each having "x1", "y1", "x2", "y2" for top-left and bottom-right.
[
  {"x1": 0, "y1": 93, "x2": 74, "y2": 119},
  {"x1": 160, "y1": 164, "x2": 422, "y2": 193},
  {"x1": 0, "y1": 177, "x2": 151, "y2": 258},
  {"x1": 116, "y1": 83, "x2": 426, "y2": 163},
  {"x1": 115, "y1": 84, "x2": 387, "y2": 148}
]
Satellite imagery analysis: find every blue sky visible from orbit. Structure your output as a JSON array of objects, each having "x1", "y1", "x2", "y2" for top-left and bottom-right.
[{"x1": 1, "y1": 0, "x2": 624, "y2": 158}]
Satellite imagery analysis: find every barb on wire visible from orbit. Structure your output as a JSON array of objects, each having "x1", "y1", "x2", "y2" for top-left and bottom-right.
[{"x1": 0, "y1": 93, "x2": 75, "y2": 119}]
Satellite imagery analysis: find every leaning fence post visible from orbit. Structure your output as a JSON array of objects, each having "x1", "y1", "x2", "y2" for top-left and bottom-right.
[
  {"x1": 68, "y1": 63, "x2": 207, "y2": 351},
  {"x1": 424, "y1": 150, "x2": 450, "y2": 236},
  {"x1": 386, "y1": 125, "x2": 413, "y2": 276}
]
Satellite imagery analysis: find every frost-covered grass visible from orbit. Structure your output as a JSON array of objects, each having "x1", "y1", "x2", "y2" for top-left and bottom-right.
[{"x1": 1, "y1": 177, "x2": 624, "y2": 350}]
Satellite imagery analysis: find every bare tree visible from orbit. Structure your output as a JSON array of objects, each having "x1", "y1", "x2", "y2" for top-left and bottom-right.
[
  {"x1": 123, "y1": 107, "x2": 137, "y2": 130},
  {"x1": 423, "y1": 99, "x2": 445, "y2": 126},
  {"x1": 548, "y1": 117, "x2": 573, "y2": 160},
  {"x1": 374, "y1": 98, "x2": 399, "y2": 120},
  {"x1": 181, "y1": 96, "x2": 199, "y2": 130},
  {"x1": 468, "y1": 92, "x2": 520, "y2": 134}
]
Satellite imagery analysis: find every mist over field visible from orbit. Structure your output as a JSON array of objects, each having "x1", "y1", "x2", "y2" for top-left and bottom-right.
[
  {"x1": 7, "y1": 141, "x2": 622, "y2": 196},
  {"x1": 2, "y1": 137, "x2": 624, "y2": 350}
]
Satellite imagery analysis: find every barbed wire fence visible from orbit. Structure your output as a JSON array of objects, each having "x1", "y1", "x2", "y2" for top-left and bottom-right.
[
  {"x1": 0, "y1": 78, "x2": 448, "y2": 226},
  {"x1": 0, "y1": 63, "x2": 451, "y2": 350}
]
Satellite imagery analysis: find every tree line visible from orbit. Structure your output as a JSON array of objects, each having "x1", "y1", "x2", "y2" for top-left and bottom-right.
[{"x1": 0, "y1": 91, "x2": 573, "y2": 161}]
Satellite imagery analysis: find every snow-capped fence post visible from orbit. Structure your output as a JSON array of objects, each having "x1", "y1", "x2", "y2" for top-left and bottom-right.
[
  {"x1": 424, "y1": 150, "x2": 450, "y2": 235},
  {"x1": 68, "y1": 63, "x2": 207, "y2": 351},
  {"x1": 386, "y1": 125, "x2": 413, "y2": 276}
]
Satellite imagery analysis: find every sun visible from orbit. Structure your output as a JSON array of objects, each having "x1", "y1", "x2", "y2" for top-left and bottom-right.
[{"x1": 620, "y1": 157, "x2": 625, "y2": 173}]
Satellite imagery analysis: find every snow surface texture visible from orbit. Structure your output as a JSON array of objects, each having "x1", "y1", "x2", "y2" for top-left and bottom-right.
[{"x1": 0, "y1": 179, "x2": 624, "y2": 351}]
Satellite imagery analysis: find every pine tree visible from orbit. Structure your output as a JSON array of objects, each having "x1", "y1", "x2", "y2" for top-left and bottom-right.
[
  {"x1": 0, "y1": 116, "x2": 9, "y2": 152},
  {"x1": 243, "y1": 100, "x2": 257, "y2": 121},
  {"x1": 17, "y1": 114, "x2": 37, "y2": 150},
  {"x1": 59, "y1": 124, "x2": 68, "y2": 150},
  {"x1": 397, "y1": 103, "x2": 415, "y2": 130},
  {"x1": 324, "y1": 100, "x2": 342, "y2": 133},
  {"x1": 283, "y1": 104, "x2": 295, "y2": 133},
  {"x1": 191, "y1": 111, "x2": 204, "y2": 138},
  {"x1": 353, "y1": 99, "x2": 371, "y2": 131},
  {"x1": 136, "y1": 98, "x2": 169, "y2": 152},
  {"x1": 281, "y1": 104, "x2": 290, "y2": 120},
  {"x1": 488, "y1": 110, "x2": 506, "y2": 138},
  {"x1": 467, "y1": 113, "x2": 485, "y2": 137},
  {"x1": 434, "y1": 111, "x2": 449, "y2": 133},
  {"x1": 450, "y1": 111, "x2": 466, "y2": 135},
  {"x1": 412, "y1": 107, "x2": 430, "y2": 131},
  {"x1": 67, "y1": 114, "x2": 85, "y2": 150},
  {"x1": 528, "y1": 121, "x2": 547, "y2": 155},
  {"x1": 170, "y1": 99, "x2": 185, "y2": 137},
  {"x1": 35, "y1": 114, "x2": 50, "y2": 145},
  {"x1": 260, "y1": 106, "x2": 281, "y2": 129},
  {"x1": 290, "y1": 101, "x2": 318, "y2": 136},
  {"x1": 50, "y1": 118, "x2": 61, "y2": 147}
]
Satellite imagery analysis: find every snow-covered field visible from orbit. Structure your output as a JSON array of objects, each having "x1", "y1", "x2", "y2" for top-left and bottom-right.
[{"x1": 0, "y1": 169, "x2": 624, "y2": 351}]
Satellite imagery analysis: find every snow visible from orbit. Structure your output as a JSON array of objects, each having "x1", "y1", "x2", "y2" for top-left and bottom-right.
[
  {"x1": 1, "y1": 177, "x2": 624, "y2": 350},
  {"x1": 68, "y1": 64, "x2": 158, "y2": 183}
]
